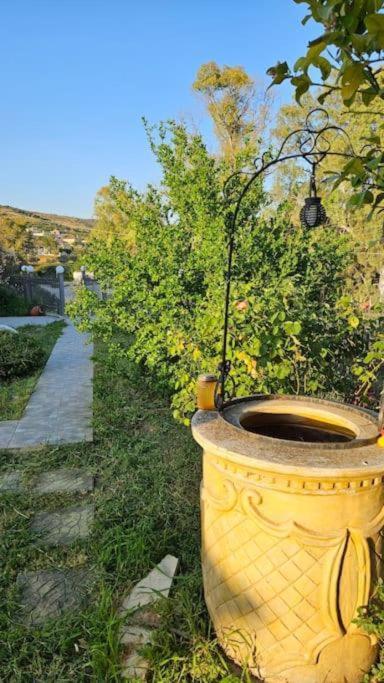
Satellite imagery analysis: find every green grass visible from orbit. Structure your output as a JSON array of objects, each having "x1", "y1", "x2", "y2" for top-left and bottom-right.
[
  {"x1": 0, "y1": 341, "x2": 250, "y2": 682},
  {"x1": 0, "y1": 321, "x2": 65, "y2": 420}
]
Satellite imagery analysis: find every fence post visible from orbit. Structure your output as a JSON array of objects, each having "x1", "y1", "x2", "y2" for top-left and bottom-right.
[
  {"x1": 20, "y1": 265, "x2": 28, "y2": 304},
  {"x1": 80, "y1": 265, "x2": 86, "y2": 286},
  {"x1": 26, "y1": 265, "x2": 34, "y2": 305},
  {"x1": 56, "y1": 265, "x2": 65, "y2": 316}
]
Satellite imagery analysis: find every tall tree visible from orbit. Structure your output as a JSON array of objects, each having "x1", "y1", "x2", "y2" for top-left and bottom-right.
[
  {"x1": 93, "y1": 176, "x2": 138, "y2": 249},
  {"x1": 193, "y1": 62, "x2": 271, "y2": 164}
]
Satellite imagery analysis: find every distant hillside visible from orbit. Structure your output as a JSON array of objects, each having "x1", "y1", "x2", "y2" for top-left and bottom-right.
[
  {"x1": 0, "y1": 205, "x2": 95, "y2": 267},
  {"x1": 0, "y1": 205, "x2": 95, "y2": 234}
]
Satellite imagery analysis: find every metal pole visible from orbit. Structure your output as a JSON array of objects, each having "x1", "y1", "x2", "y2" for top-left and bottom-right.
[
  {"x1": 216, "y1": 213, "x2": 236, "y2": 409},
  {"x1": 26, "y1": 266, "x2": 34, "y2": 304},
  {"x1": 56, "y1": 266, "x2": 65, "y2": 316}
]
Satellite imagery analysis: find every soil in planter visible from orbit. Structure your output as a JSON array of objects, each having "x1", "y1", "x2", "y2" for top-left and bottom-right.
[{"x1": 240, "y1": 412, "x2": 356, "y2": 443}]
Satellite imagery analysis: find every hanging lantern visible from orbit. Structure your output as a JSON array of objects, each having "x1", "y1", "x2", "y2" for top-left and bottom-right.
[
  {"x1": 300, "y1": 165, "x2": 327, "y2": 228},
  {"x1": 300, "y1": 196, "x2": 327, "y2": 228}
]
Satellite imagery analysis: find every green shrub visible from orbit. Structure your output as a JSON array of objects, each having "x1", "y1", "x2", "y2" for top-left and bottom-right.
[
  {"x1": 0, "y1": 285, "x2": 29, "y2": 316},
  {"x1": 0, "y1": 331, "x2": 46, "y2": 381}
]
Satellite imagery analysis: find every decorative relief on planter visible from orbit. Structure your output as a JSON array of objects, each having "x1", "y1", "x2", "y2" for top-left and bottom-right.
[
  {"x1": 193, "y1": 398, "x2": 384, "y2": 683},
  {"x1": 202, "y1": 457, "x2": 382, "y2": 678}
]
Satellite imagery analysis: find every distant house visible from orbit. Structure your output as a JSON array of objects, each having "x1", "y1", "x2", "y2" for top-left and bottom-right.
[{"x1": 37, "y1": 246, "x2": 55, "y2": 256}]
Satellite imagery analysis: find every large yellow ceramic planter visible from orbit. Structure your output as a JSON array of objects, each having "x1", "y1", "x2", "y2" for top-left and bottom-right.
[{"x1": 192, "y1": 395, "x2": 384, "y2": 683}]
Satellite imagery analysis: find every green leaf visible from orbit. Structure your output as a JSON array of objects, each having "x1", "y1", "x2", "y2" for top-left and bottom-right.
[
  {"x1": 267, "y1": 61, "x2": 290, "y2": 86},
  {"x1": 365, "y1": 13, "x2": 384, "y2": 37},
  {"x1": 315, "y1": 56, "x2": 332, "y2": 80},
  {"x1": 341, "y1": 63, "x2": 366, "y2": 103},
  {"x1": 361, "y1": 88, "x2": 377, "y2": 106},
  {"x1": 348, "y1": 315, "x2": 360, "y2": 329},
  {"x1": 317, "y1": 89, "x2": 333, "y2": 105},
  {"x1": 283, "y1": 321, "x2": 302, "y2": 335},
  {"x1": 275, "y1": 363, "x2": 292, "y2": 379},
  {"x1": 292, "y1": 74, "x2": 311, "y2": 103}
]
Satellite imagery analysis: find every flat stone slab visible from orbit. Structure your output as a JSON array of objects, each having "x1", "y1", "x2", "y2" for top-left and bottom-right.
[
  {"x1": 0, "y1": 471, "x2": 23, "y2": 493},
  {"x1": 120, "y1": 554, "x2": 179, "y2": 615},
  {"x1": 33, "y1": 469, "x2": 94, "y2": 495},
  {"x1": 121, "y1": 625, "x2": 152, "y2": 680},
  {"x1": 31, "y1": 504, "x2": 94, "y2": 546},
  {"x1": 17, "y1": 568, "x2": 92, "y2": 625},
  {"x1": 119, "y1": 555, "x2": 179, "y2": 679}
]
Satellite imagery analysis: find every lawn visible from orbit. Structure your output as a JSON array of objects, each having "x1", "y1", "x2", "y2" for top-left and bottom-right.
[
  {"x1": 0, "y1": 341, "x2": 244, "y2": 682},
  {"x1": 0, "y1": 321, "x2": 65, "y2": 420}
]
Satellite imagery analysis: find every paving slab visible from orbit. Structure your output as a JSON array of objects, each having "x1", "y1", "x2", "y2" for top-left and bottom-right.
[
  {"x1": 17, "y1": 568, "x2": 92, "y2": 625},
  {"x1": 33, "y1": 469, "x2": 94, "y2": 495},
  {"x1": 121, "y1": 625, "x2": 152, "y2": 680},
  {"x1": 0, "y1": 471, "x2": 23, "y2": 493},
  {"x1": 120, "y1": 554, "x2": 179, "y2": 615},
  {"x1": 119, "y1": 555, "x2": 179, "y2": 680},
  {"x1": 31, "y1": 504, "x2": 94, "y2": 546},
  {"x1": 0, "y1": 320, "x2": 93, "y2": 450}
]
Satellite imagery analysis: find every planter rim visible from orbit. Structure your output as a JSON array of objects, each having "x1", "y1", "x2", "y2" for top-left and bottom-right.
[{"x1": 192, "y1": 394, "x2": 383, "y2": 477}]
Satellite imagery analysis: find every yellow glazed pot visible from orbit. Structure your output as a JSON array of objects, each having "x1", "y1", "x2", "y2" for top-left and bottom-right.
[{"x1": 192, "y1": 395, "x2": 384, "y2": 683}]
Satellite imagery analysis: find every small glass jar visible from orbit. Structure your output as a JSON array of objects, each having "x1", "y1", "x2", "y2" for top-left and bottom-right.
[{"x1": 197, "y1": 374, "x2": 217, "y2": 411}]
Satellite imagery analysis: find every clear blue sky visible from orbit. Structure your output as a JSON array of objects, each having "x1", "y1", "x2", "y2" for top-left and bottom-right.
[{"x1": 0, "y1": 1, "x2": 317, "y2": 217}]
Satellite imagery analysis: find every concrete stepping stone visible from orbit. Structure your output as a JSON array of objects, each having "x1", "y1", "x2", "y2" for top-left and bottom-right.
[
  {"x1": 119, "y1": 554, "x2": 179, "y2": 615},
  {"x1": 17, "y1": 568, "x2": 92, "y2": 625},
  {"x1": 33, "y1": 469, "x2": 94, "y2": 495},
  {"x1": 121, "y1": 625, "x2": 152, "y2": 680},
  {"x1": 119, "y1": 555, "x2": 179, "y2": 680},
  {"x1": 31, "y1": 504, "x2": 94, "y2": 546},
  {"x1": 0, "y1": 471, "x2": 23, "y2": 493}
]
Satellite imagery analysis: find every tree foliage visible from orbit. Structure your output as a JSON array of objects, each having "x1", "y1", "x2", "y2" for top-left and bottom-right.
[
  {"x1": 271, "y1": 92, "x2": 384, "y2": 310},
  {"x1": 69, "y1": 118, "x2": 379, "y2": 422},
  {"x1": 268, "y1": 0, "x2": 384, "y2": 214},
  {"x1": 193, "y1": 62, "x2": 271, "y2": 163},
  {"x1": 0, "y1": 215, "x2": 37, "y2": 265},
  {"x1": 93, "y1": 176, "x2": 139, "y2": 249}
]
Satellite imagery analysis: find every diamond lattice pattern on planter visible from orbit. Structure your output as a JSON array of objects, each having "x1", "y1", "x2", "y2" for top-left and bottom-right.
[{"x1": 203, "y1": 505, "x2": 334, "y2": 669}]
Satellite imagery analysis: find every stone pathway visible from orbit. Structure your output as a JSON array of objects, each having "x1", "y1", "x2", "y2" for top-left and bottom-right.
[
  {"x1": 1, "y1": 467, "x2": 95, "y2": 625},
  {"x1": 1, "y1": 464, "x2": 179, "y2": 680},
  {"x1": 0, "y1": 317, "x2": 93, "y2": 449},
  {"x1": 0, "y1": 317, "x2": 179, "y2": 677}
]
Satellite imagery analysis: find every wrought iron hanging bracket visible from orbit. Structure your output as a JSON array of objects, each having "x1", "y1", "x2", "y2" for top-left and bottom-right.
[{"x1": 215, "y1": 108, "x2": 358, "y2": 410}]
